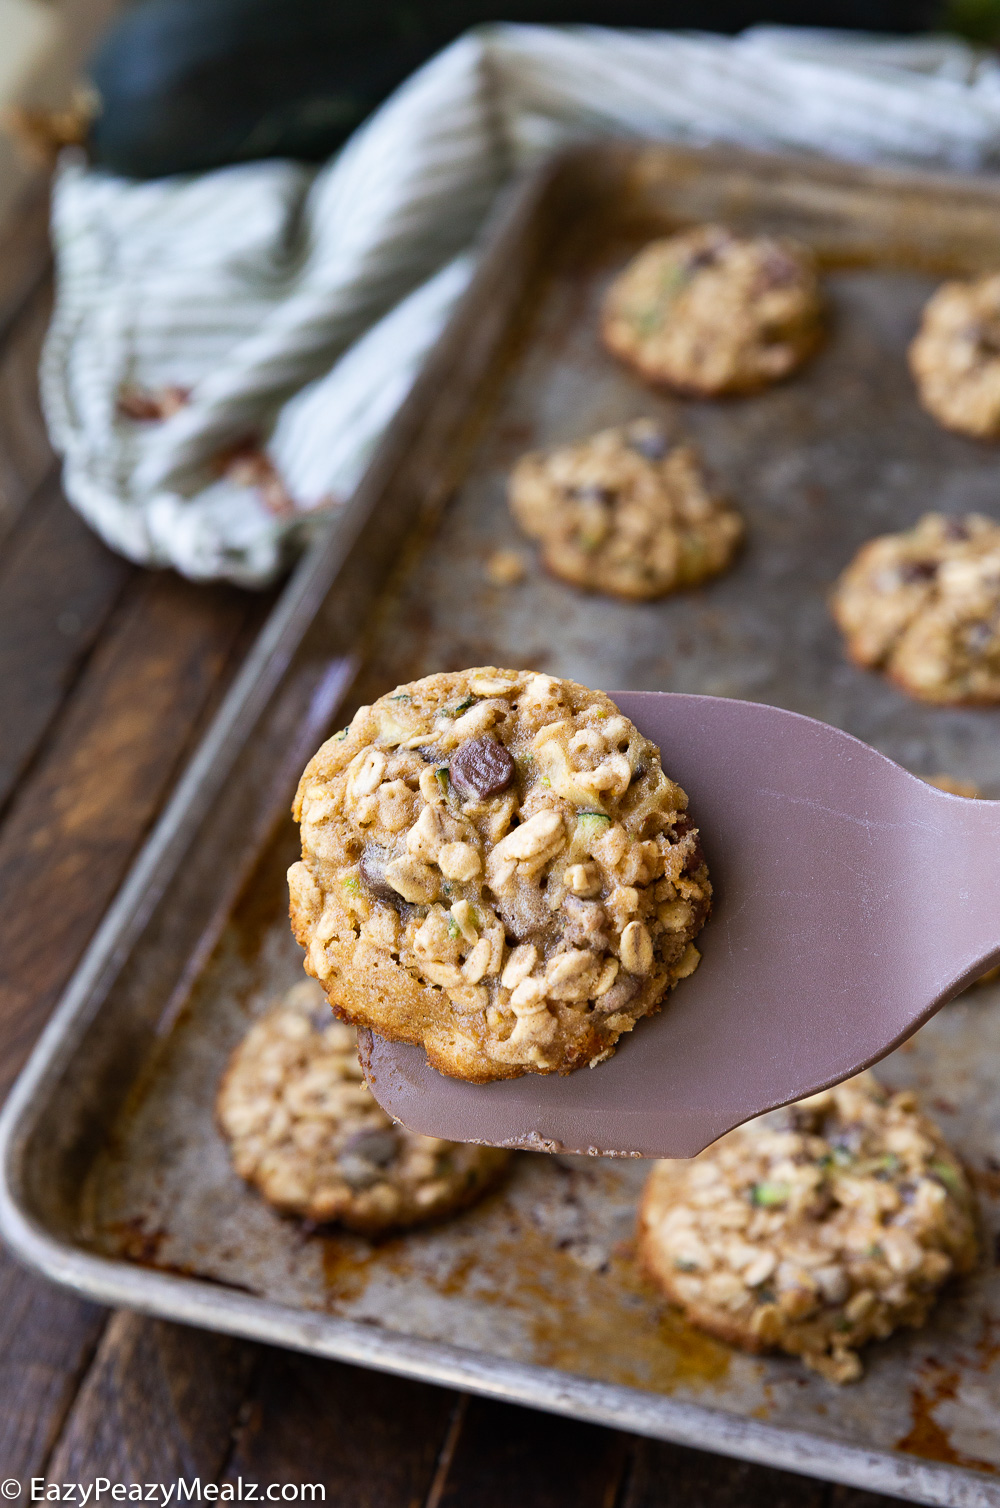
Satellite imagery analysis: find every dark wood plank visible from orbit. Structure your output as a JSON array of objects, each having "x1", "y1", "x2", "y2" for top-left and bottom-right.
[
  {"x1": 432, "y1": 1397, "x2": 629, "y2": 1508},
  {"x1": 0, "y1": 1260, "x2": 105, "y2": 1488},
  {"x1": 0, "y1": 277, "x2": 55, "y2": 538},
  {"x1": 0, "y1": 479, "x2": 133, "y2": 815},
  {"x1": 0, "y1": 569, "x2": 267, "y2": 1494},
  {"x1": 0, "y1": 566, "x2": 265, "y2": 1092},
  {"x1": 224, "y1": 1350, "x2": 454, "y2": 1503},
  {"x1": 620, "y1": 1437, "x2": 828, "y2": 1508},
  {"x1": 0, "y1": 555, "x2": 273, "y2": 1494},
  {"x1": 0, "y1": 172, "x2": 50, "y2": 345},
  {"x1": 829, "y1": 1487, "x2": 911, "y2": 1507},
  {"x1": 47, "y1": 1314, "x2": 255, "y2": 1481}
]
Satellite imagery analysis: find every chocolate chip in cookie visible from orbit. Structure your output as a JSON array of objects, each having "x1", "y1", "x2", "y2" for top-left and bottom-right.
[{"x1": 450, "y1": 736, "x2": 515, "y2": 799}]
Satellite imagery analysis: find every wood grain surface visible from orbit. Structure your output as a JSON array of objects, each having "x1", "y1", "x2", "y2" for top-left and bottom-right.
[{"x1": 0, "y1": 175, "x2": 901, "y2": 1508}]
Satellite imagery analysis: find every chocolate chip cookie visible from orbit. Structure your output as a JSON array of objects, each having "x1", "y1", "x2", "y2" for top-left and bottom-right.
[
  {"x1": 909, "y1": 273, "x2": 1000, "y2": 438},
  {"x1": 831, "y1": 513, "x2": 1000, "y2": 703},
  {"x1": 601, "y1": 225, "x2": 824, "y2": 396},
  {"x1": 217, "y1": 980, "x2": 510, "y2": 1232},
  {"x1": 639, "y1": 1072, "x2": 977, "y2": 1384},
  {"x1": 508, "y1": 421, "x2": 743, "y2": 600},
  {"x1": 289, "y1": 669, "x2": 711, "y2": 1081}
]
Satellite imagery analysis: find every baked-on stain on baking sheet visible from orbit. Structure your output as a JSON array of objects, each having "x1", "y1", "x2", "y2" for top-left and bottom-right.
[
  {"x1": 897, "y1": 1363, "x2": 996, "y2": 1473},
  {"x1": 321, "y1": 1199, "x2": 731, "y2": 1393}
]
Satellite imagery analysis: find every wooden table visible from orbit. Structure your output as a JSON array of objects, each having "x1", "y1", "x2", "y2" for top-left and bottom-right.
[{"x1": 0, "y1": 182, "x2": 901, "y2": 1508}]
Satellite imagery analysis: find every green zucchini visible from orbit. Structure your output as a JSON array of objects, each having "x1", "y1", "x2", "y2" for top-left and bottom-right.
[{"x1": 85, "y1": 0, "x2": 936, "y2": 181}]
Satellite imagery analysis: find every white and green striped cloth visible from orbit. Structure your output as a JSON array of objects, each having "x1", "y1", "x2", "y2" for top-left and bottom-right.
[{"x1": 41, "y1": 23, "x2": 1000, "y2": 585}]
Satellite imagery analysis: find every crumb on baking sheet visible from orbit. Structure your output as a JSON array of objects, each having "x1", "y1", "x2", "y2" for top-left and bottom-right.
[{"x1": 485, "y1": 549, "x2": 527, "y2": 586}]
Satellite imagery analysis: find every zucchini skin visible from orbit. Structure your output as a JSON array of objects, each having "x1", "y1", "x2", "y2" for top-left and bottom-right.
[
  {"x1": 87, "y1": 0, "x2": 936, "y2": 180},
  {"x1": 88, "y1": 0, "x2": 429, "y2": 178}
]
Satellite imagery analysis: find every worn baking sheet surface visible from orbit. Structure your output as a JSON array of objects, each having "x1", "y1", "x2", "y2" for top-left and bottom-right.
[{"x1": 68, "y1": 148, "x2": 1000, "y2": 1483}]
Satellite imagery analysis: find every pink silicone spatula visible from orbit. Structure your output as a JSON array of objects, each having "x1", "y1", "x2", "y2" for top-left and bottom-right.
[{"x1": 357, "y1": 692, "x2": 1000, "y2": 1159}]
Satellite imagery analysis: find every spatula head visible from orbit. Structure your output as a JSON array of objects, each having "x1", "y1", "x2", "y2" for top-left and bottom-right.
[{"x1": 358, "y1": 692, "x2": 1000, "y2": 1158}]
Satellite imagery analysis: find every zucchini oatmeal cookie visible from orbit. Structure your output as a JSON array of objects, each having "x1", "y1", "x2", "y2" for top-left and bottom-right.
[
  {"x1": 288, "y1": 669, "x2": 711, "y2": 1081},
  {"x1": 909, "y1": 273, "x2": 1000, "y2": 439},
  {"x1": 217, "y1": 980, "x2": 509, "y2": 1233},
  {"x1": 830, "y1": 512, "x2": 1000, "y2": 703},
  {"x1": 638, "y1": 1072, "x2": 977, "y2": 1384},
  {"x1": 601, "y1": 225, "x2": 824, "y2": 396},
  {"x1": 508, "y1": 420, "x2": 743, "y2": 600}
]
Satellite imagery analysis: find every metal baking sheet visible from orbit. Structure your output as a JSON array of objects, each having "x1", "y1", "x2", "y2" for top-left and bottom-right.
[{"x1": 4, "y1": 142, "x2": 1000, "y2": 1507}]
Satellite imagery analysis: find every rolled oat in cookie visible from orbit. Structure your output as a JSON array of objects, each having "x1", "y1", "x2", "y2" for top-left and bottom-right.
[
  {"x1": 601, "y1": 225, "x2": 824, "y2": 397},
  {"x1": 508, "y1": 421, "x2": 743, "y2": 601},
  {"x1": 216, "y1": 980, "x2": 509, "y2": 1233},
  {"x1": 639, "y1": 1072, "x2": 977, "y2": 1384},
  {"x1": 830, "y1": 512, "x2": 1000, "y2": 704},
  {"x1": 288, "y1": 669, "x2": 711, "y2": 1081},
  {"x1": 909, "y1": 273, "x2": 1000, "y2": 439}
]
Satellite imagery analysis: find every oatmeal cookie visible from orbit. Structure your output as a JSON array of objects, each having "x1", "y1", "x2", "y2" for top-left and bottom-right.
[
  {"x1": 909, "y1": 273, "x2": 1000, "y2": 439},
  {"x1": 830, "y1": 512, "x2": 1000, "y2": 704},
  {"x1": 508, "y1": 420, "x2": 743, "y2": 600},
  {"x1": 289, "y1": 669, "x2": 711, "y2": 1081},
  {"x1": 639, "y1": 1072, "x2": 977, "y2": 1384},
  {"x1": 601, "y1": 225, "x2": 824, "y2": 396},
  {"x1": 217, "y1": 980, "x2": 509, "y2": 1232}
]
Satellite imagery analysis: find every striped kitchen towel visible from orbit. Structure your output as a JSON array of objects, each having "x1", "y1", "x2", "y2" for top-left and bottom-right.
[{"x1": 41, "y1": 23, "x2": 1000, "y2": 585}]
